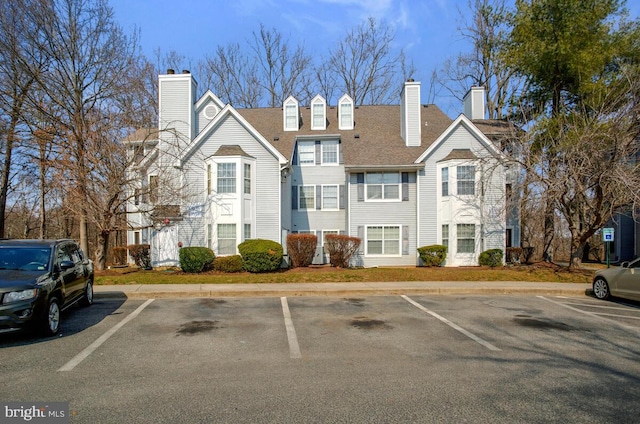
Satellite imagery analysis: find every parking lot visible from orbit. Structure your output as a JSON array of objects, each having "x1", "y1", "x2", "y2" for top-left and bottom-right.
[{"x1": 2, "y1": 294, "x2": 640, "y2": 423}]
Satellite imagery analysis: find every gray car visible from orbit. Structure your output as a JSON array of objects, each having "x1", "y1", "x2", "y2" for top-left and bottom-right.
[
  {"x1": 593, "y1": 258, "x2": 640, "y2": 301},
  {"x1": 0, "y1": 239, "x2": 94, "y2": 336}
]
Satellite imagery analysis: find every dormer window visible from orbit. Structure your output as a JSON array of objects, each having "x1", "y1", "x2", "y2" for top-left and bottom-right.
[
  {"x1": 338, "y1": 94, "x2": 354, "y2": 130},
  {"x1": 283, "y1": 96, "x2": 299, "y2": 131},
  {"x1": 311, "y1": 95, "x2": 326, "y2": 130}
]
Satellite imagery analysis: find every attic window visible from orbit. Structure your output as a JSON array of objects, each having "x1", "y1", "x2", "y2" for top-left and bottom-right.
[
  {"x1": 283, "y1": 97, "x2": 299, "y2": 131},
  {"x1": 311, "y1": 95, "x2": 326, "y2": 130},
  {"x1": 338, "y1": 94, "x2": 354, "y2": 130}
]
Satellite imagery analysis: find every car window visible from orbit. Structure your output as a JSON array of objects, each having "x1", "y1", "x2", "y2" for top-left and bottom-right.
[
  {"x1": 57, "y1": 245, "x2": 73, "y2": 263},
  {"x1": 70, "y1": 245, "x2": 82, "y2": 263}
]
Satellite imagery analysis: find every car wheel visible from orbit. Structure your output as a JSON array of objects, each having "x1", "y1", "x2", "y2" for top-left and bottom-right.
[
  {"x1": 42, "y1": 297, "x2": 61, "y2": 336},
  {"x1": 80, "y1": 280, "x2": 94, "y2": 307},
  {"x1": 593, "y1": 277, "x2": 610, "y2": 300}
]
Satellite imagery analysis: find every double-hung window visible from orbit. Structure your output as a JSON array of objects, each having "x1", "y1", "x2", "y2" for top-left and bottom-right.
[
  {"x1": 244, "y1": 163, "x2": 251, "y2": 194},
  {"x1": 299, "y1": 185, "x2": 315, "y2": 209},
  {"x1": 367, "y1": 226, "x2": 400, "y2": 255},
  {"x1": 322, "y1": 185, "x2": 338, "y2": 209},
  {"x1": 322, "y1": 141, "x2": 338, "y2": 165},
  {"x1": 284, "y1": 103, "x2": 298, "y2": 130},
  {"x1": 366, "y1": 172, "x2": 400, "y2": 200},
  {"x1": 457, "y1": 166, "x2": 475, "y2": 195},
  {"x1": 441, "y1": 167, "x2": 449, "y2": 197},
  {"x1": 217, "y1": 224, "x2": 236, "y2": 255},
  {"x1": 298, "y1": 141, "x2": 315, "y2": 166},
  {"x1": 339, "y1": 95, "x2": 354, "y2": 130},
  {"x1": 442, "y1": 224, "x2": 449, "y2": 249},
  {"x1": 217, "y1": 163, "x2": 236, "y2": 194},
  {"x1": 457, "y1": 224, "x2": 475, "y2": 253},
  {"x1": 311, "y1": 97, "x2": 326, "y2": 130}
]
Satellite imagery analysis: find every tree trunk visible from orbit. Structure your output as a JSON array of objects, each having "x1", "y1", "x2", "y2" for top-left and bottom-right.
[
  {"x1": 0, "y1": 125, "x2": 16, "y2": 238},
  {"x1": 94, "y1": 229, "x2": 109, "y2": 271},
  {"x1": 542, "y1": 200, "x2": 554, "y2": 262}
]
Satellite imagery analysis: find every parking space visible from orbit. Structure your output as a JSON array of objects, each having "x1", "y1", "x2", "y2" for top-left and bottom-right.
[{"x1": 2, "y1": 294, "x2": 640, "y2": 422}]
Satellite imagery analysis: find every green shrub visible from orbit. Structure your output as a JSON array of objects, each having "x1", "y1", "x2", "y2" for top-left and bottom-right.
[
  {"x1": 287, "y1": 234, "x2": 317, "y2": 267},
  {"x1": 417, "y1": 245, "x2": 447, "y2": 267},
  {"x1": 111, "y1": 246, "x2": 128, "y2": 266},
  {"x1": 179, "y1": 246, "x2": 215, "y2": 273},
  {"x1": 238, "y1": 239, "x2": 283, "y2": 273},
  {"x1": 127, "y1": 244, "x2": 151, "y2": 269},
  {"x1": 213, "y1": 255, "x2": 244, "y2": 273},
  {"x1": 325, "y1": 234, "x2": 360, "y2": 268},
  {"x1": 479, "y1": 249, "x2": 503, "y2": 267}
]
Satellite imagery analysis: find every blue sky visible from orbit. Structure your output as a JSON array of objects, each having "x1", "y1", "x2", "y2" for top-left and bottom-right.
[{"x1": 110, "y1": 0, "x2": 639, "y2": 116}]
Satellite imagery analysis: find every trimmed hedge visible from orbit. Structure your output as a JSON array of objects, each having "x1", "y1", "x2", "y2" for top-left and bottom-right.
[
  {"x1": 479, "y1": 248, "x2": 503, "y2": 267},
  {"x1": 287, "y1": 234, "x2": 317, "y2": 268},
  {"x1": 127, "y1": 244, "x2": 151, "y2": 269},
  {"x1": 325, "y1": 234, "x2": 360, "y2": 268},
  {"x1": 179, "y1": 246, "x2": 215, "y2": 273},
  {"x1": 417, "y1": 245, "x2": 447, "y2": 267},
  {"x1": 238, "y1": 239, "x2": 283, "y2": 273},
  {"x1": 213, "y1": 255, "x2": 244, "y2": 273}
]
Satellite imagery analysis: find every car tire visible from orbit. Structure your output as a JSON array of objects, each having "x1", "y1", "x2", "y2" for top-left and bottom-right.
[
  {"x1": 42, "y1": 296, "x2": 61, "y2": 336},
  {"x1": 593, "y1": 277, "x2": 610, "y2": 300},
  {"x1": 80, "y1": 280, "x2": 94, "y2": 307}
]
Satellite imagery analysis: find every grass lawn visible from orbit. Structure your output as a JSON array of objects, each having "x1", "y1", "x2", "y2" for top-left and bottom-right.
[{"x1": 95, "y1": 262, "x2": 598, "y2": 285}]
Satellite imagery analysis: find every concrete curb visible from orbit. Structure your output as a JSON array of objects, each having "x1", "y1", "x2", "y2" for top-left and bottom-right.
[{"x1": 94, "y1": 283, "x2": 594, "y2": 300}]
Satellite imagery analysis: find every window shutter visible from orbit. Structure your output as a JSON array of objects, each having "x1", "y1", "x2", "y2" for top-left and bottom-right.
[
  {"x1": 292, "y1": 186, "x2": 298, "y2": 210},
  {"x1": 402, "y1": 226, "x2": 409, "y2": 255},
  {"x1": 292, "y1": 145, "x2": 298, "y2": 166},
  {"x1": 402, "y1": 172, "x2": 409, "y2": 201},
  {"x1": 339, "y1": 185, "x2": 345, "y2": 209},
  {"x1": 316, "y1": 185, "x2": 322, "y2": 210},
  {"x1": 357, "y1": 173, "x2": 364, "y2": 201},
  {"x1": 357, "y1": 226, "x2": 364, "y2": 254},
  {"x1": 339, "y1": 143, "x2": 343, "y2": 164},
  {"x1": 315, "y1": 141, "x2": 321, "y2": 165}
]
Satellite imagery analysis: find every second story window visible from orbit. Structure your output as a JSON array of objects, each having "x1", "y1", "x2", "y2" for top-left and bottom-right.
[
  {"x1": 457, "y1": 166, "x2": 475, "y2": 195},
  {"x1": 298, "y1": 141, "x2": 315, "y2": 165},
  {"x1": 366, "y1": 172, "x2": 400, "y2": 200},
  {"x1": 284, "y1": 96, "x2": 299, "y2": 131},
  {"x1": 217, "y1": 163, "x2": 236, "y2": 194},
  {"x1": 441, "y1": 167, "x2": 449, "y2": 197},
  {"x1": 322, "y1": 140, "x2": 338, "y2": 164},
  {"x1": 244, "y1": 163, "x2": 251, "y2": 194},
  {"x1": 338, "y1": 94, "x2": 354, "y2": 130}
]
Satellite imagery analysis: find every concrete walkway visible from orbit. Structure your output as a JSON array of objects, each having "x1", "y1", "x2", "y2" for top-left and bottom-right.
[{"x1": 94, "y1": 280, "x2": 594, "y2": 299}]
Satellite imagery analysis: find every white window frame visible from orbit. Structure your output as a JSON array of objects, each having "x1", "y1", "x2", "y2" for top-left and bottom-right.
[
  {"x1": 321, "y1": 140, "x2": 339, "y2": 165},
  {"x1": 311, "y1": 95, "x2": 326, "y2": 130},
  {"x1": 283, "y1": 97, "x2": 299, "y2": 131},
  {"x1": 457, "y1": 224, "x2": 476, "y2": 253},
  {"x1": 298, "y1": 185, "x2": 315, "y2": 210},
  {"x1": 365, "y1": 225, "x2": 401, "y2": 256},
  {"x1": 457, "y1": 165, "x2": 476, "y2": 196},
  {"x1": 298, "y1": 141, "x2": 315, "y2": 166},
  {"x1": 244, "y1": 223, "x2": 251, "y2": 241},
  {"x1": 441, "y1": 167, "x2": 449, "y2": 197},
  {"x1": 442, "y1": 224, "x2": 449, "y2": 249},
  {"x1": 321, "y1": 185, "x2": 339, "y2": 210},
  {"x1": 244, "y1": 163, "x2": 251, "y2": 195},
  {"x1": 365, "y1": 172, "x2": 401, "y2": 202},
  {"x1": 217, "y1": 162, "x2": 236, "y2": 194},
  {"x1": 206, "y1": 224, "x2": 212, "y2": 249},
  {"x1": 217, "y1": 223, "x2": 237, "y2": 255},
  {"x1": 322, "y1": 230, "x2": 339, "y2": 246},
  {"x1": 338, "y1": 94, "x2": 354, "y2": 130}
]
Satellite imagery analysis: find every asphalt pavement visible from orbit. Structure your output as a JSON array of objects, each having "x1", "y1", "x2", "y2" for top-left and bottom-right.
[{"x1": 94, "y1": 280, "x2": 594, "y2": 299}]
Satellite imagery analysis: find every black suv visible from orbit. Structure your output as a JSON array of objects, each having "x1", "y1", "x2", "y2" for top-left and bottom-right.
[{"x1": 0, "y1": 239, "x2": 94, "y2": 336}]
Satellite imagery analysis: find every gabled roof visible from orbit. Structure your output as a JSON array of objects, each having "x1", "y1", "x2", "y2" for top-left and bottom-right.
[
  {"x1": 438, "y1": 149, "x2": 478, "y2": 162},
  {"x1": 180, "y1": 104, "x2": 287, "y2": 167},
  {"x1": 415, "y1": 114, "x2": 504, "y2": 163},
  {"x1": 213, "y1": 145, "x2": 254, "y2": 158},
  {"x1": 237, "y1": 103, "x2": 453, "y2": 166}
]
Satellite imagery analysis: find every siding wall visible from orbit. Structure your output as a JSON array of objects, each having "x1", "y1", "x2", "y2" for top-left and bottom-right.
[{"x1": 349, "y1": 172, "x2": 418, "y2": 267}]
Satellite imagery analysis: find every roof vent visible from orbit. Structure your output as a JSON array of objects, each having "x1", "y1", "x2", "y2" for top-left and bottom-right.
[
  {"x1": 273, "y1": 136, "x2": 279, "y2": 141},
  {"x1": 167, "y1": 69, "x2": 175, "y2": 74},
  {"x1": 354, "y1": 134, "x2": 360, "y2": 139},
  {"x1": 182, "y1": 70, "x2": 190, "y2": 74}
]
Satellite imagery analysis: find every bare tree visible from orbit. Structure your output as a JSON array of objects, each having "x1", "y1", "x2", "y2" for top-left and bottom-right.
[
  {"x1": 437, "y1": 0, "x2": 520, "y2": 119},
  {"x1": 0, "y1": 1, "x2": 46, "y2": 238},
  {"x1": 249, "y1": 24, "x2": 313, "y2": 107},
  {"x1": 327, "y1": 17, "x2": 414, "y2": 106},
  {"x1": 24, "y1": 0, "x2": 140, "y2": 257}
]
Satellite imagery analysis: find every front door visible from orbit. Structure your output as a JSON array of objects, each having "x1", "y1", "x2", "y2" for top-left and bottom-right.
[{"x1": 152, "y1": 226, "x2": 179, "y2": 266}]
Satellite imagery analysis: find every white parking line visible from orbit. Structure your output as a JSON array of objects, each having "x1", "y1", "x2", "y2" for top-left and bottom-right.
[
  {"x1": 58, "y1": 299, "x2": 155, "y2": 372},
  {"x1": 401, "y1": 295, "x2": 501, "y2": 351},
  {"x1": 537, "y1": 296, "x2": 640, "y2": 333},
  {"x1": 280, "y1": 297, "x2": 302, "y2": 359}
]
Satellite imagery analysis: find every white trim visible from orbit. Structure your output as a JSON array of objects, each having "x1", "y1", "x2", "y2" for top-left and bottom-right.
[
  {"x1": 365, "y1": 225, "x2": 402, "y2": 257},
  {"x1": 311, "y1": 95, "x2": 326, "y2": 130},
  {"x1": 364, "y1": 171, "x2": 401, "y2": 202},
  {"x1": 283, "y1": 96, "x2": 299, "y2": 131},
  {"x1": 321, "y1": 184, "x2": 339, "y2": 210},
  {"x1": 414, "y1": 114, "x2": 503, "y2": 163},
  {"x1": 338, "y1": 94, "x2": 354, "y2": 130},
  {"x1": 298, "y1": 185, "x2": 316, "y2": 210},
  {"x1": 321, "y1": 140, "x2": 339, "y2": 166}
]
